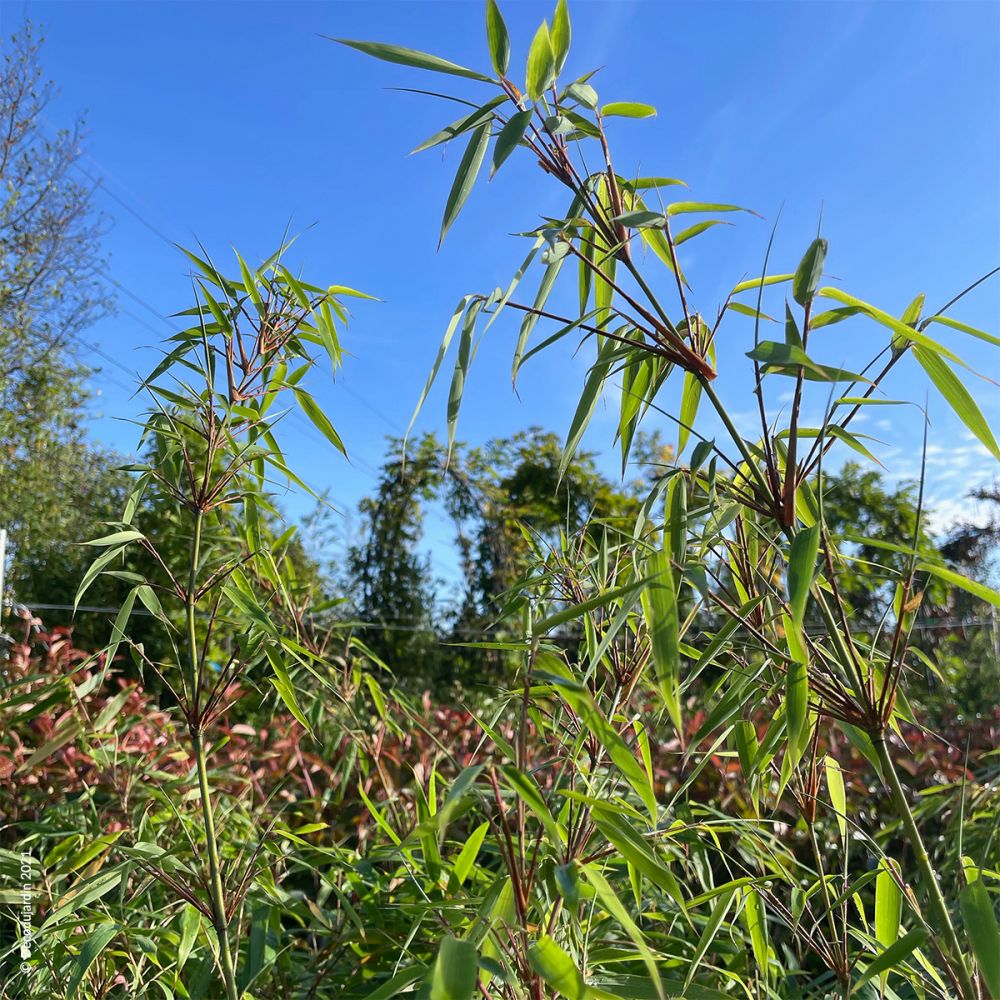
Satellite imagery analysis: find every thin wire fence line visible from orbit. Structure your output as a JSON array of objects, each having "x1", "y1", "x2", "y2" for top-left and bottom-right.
[{"x1": 15, "y1": 602, "x2": 999, "y2": 637}]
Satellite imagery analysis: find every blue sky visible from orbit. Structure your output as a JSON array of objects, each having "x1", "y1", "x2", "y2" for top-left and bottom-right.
[{"x1": 14, "y1": 0, "x2": 1000, "y2": 579}]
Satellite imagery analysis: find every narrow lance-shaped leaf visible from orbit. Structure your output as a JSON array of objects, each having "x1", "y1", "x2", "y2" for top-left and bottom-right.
[
  {"x1": 447, "y1": 299, "x2": 483, "y2": 458},
  {"x1": 501, "y1": 765, "x2": 564, "y2": 845},
  {"x1": 742, "y1": 888, "x2": 769, "y2": 978},
  {"x1": 412, "y1": 96, "x2": 505, "y2": 154},
  {"x1": 405, "y1": 295, "x2": 474, "y2": 446},
  {"x1": 550, "y1": 0, "x2": 571, "y2": 75},
  {"x1": 925, "y1": 313, "x2": 1000, "y2": 348},
  {"x1": 787, "y1": 523, "x2": 820, "y2": 625},
  {"x1": 875, "y1": 858, "x2": 901, "y2": 949},
  {"x1": 917, "y1": 561, "x2": 1000, "y2": 608},
  {"x1": 825, "y1": 755, "x2": 848, "y2": 838},
  {"x1": 960, "y1": 876, "x2": 1000, "y2": 999},
  {"x1": 492, "y1": 108, "x2": 532, "y2": 177},
  {"x1": 452, "y1": 821, "x2": 489, "y2": 885},
  {"x1": 528, "y1": 937, "x2": 586, "y2": 1000},
  {"x1": 512, "y1": 253, "x2": 564, "y2": 380},
  {"x1": 525, "y1": 21, "x2": 554, "y2": 101},
  {"x1": 584, "y1": 865, "x2": 665, "y2": 1000},
  {"x1": 913, "y1": 345, "x2": 1000, "y2": 462},
  {"x1": 294, "y1": 388, "x2": 347, "y2": 456},
  {"x1": 485, "y1": 0, "x2": 509, "y2": 76},
  {"x1": 678, "y1": 370, "x2": 701, "y2": 454},
  {"x1": 332, "y1": 38, "x2": 494, "y2": 82},
  {"x1": 440, "y1": 123, "x2": 491, "y2": 246},
  {"x1": 674, "y1": 219, "x2": 729, "y2": 245},
  {"x1": 785, "y1": 655, "x2": 809, "y2": 768},
  {"x1": 558, "y1": 336, "x2": 616, "y2": 480},
  {"x1": 748, "y1": 341, "x2": 869, "y2": 383},
  {"x1": 792, "y1": 237, "x2": 828, "y2": 306},
  {"x1": 66, "y1": 923, "x2": 119, "y2": 999},
  {"x1": 855, "y1": 928, "x2": 929, "y2": 992},
  {"x1": 641, "y1": 549, "x2": 681, "y2": 734},
  {"x1": 429, "y1": 936, "x2": 478, "y2": 1000},
  {"x1": 818, "y1": 286, "x2": 972, "y2": 367},
  {"x1": 685, "y1": 886, "x2": 737, "y2": 990},
  {"x1": 601, "y1": 102, "x2": 656, "y2": 118}
]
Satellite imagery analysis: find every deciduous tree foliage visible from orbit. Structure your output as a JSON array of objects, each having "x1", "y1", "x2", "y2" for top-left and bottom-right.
[{"x1": 0, "y1": 23, "x2": 118, "y2": 630}]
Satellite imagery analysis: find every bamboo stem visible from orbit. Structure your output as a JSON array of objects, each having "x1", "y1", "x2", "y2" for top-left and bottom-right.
[
  {"x1": 872, "y1": 734, "x2": 976, "y2": 1000},
  {"x1": 186, "y1": 510, "x2": 240, "y2": 1000}
]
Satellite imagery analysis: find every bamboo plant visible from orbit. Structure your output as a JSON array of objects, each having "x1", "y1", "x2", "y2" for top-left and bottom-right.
[
  {"x1": 336, "y1": 3, "x2": 1000, "y2": 998},
  {"x1": 74, "y1": 243, "x2": 369, "y2": 1000}
]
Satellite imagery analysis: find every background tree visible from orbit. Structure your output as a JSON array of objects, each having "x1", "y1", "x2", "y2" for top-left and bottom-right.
[
  {"x1": 346, "y1": 434, "x2": 446, "y2": 683},
  {"x1": 0, "y1": 22, "x2": 116, "y2": 631}
]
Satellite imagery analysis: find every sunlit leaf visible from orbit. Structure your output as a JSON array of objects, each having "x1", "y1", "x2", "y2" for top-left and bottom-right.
[
  {"x1": 429, "y1": 936, "x2": 478, "y2": 1000},
  {"x1": 485, "y1": 0, "x2": 510, "y2": 76},
  {"x1": 333, "y1": 38, "x2": 493, "y2": 82},
  {"x1": 440, "y1": 123, "x2": 491, "y2": 246},
  {"x1": 526, "y1": 21, "x2": 555, "y2": 101},
  {"x1": 551, "y1": 0, "x2": 571, "y2": 75},
  {"x1": 601, "y1": 102, "x2": 656, "y2": 118},
  {"x1": 960, "y1": 876, "x2": 1000, "y2": 999},
  {"x1": 913, "y1": 345, "x2": 1000, "y2": 462},
  {"x1": 792, "y1": 237, "x2": 827, "y2": 306},
  {"x1": 528, "y1": 936, "x2": 586, "y2": 1000}
]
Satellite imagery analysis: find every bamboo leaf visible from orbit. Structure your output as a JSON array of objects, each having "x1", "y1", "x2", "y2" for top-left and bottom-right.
[
  {"x1": 559, "y1": 337, "x2": 616, "y2": 480},
  {"x1": 741, "y1": 888, "x2": 769, "y2": 978},
  {"x1": 854, "y1": 927, "x2": 929, "y2": 992},
  {"x1": 917, "y1": 561, "x2": 1000, "y2": 607},
  {"x1": 535, "y1": 576, "x2": 645, "y2": 633},
  {"x1": 83, "y1": 530, "x2": 145, "y2": 547},
  {"x1": 412, "y1": 96, "x2": 505, "y2": 154},
  {"x1": 641, "y1": 549, "x2": 681, "y2": 734},
  {"x1": 447, "y1": 299, "x2": 483, "y2": 457},
  {"x1": 792, "y1": 237, "x2": 828, "y2": 306},
  {"x1": 293, "y1": 388, "x2": 346, "y2": 456},
  {"x1": 440, "y1": 123, "x2": 491, "y2": 246},
  {"x1": 818, "y1": 286, "x2": 973, "y2": 367},
  {"x1": 913, "y1": 346, "x2": 1000, "y2": 461},
  {"x1": 668, "y1": 201, "x2": 750, "y2": 216},
  {"x1": 785, "y1": 655, "x2": 808, "y2": 768},
  {"x1": 925, "y1": 313, "x2": 1000, "y2": 348},
  {"x1": 685, "y1": 887, "x2": 737, "y2": 989},
  {"x1": 678, "y1": 372, "x2": 701, "y2": 454},
  {"x1": 787, "y1": 523, "x2": 820, "y2": 625},
  {"x1": 875, "y1": 858, "x2": 901, "y2": 955},
  {"x1": 528, "y1": 937, "x2": 586, "y2": 1000},
  {"x1": 453, "y1": 822, "x2": 489, "y2": 885},
  {"x1": 732, "y1": 273, "x2": 793, "y2": 294},
  {"x1": 747, "y1": 341, "x2": 868, "y2": 383},
  {"x1": 601, "y1": 102, "x2": 656, "y2": 119},
  {"x1": 502, "y1": 766, "x2": 564, "y2": 845},
  {"x1": 332, "y1": 38, "x2": 493, "y2": 82},
  {"x1": 406, "y1": 295, "x2": 474, "y2": 445},
  {"x1": 960, "y1": 877, "x2": 1000, "y2": 999},
  {"x1": 267, "y1": 650, "x2": 312, "y2": 733},
  {"x1": 591, "y1": 806, "x2": 686, "y2": 912},
  {"x1": 485, "y1": 0, "x2": 510, "y2": 76},
  {"x1": 550, "y1": 0, "x2": 571, "y2": 75},
  {"x1": 492, "y1": 109, "x2": 532, "y2": 176},
  {"x1": 525, "y1": 21, "x2": 555, "y2": 101},
  {"x1": 583, "y1": 866, "x2": 664, "y2": 1000},
  {"x1": 429, "y1": 936, "x2": 478, "y2": 1000},
  {"x1": 825, "y1": 755, "x2": 848, "y2": 838},
  {"x1": 67, "y1": 923, "x2": 119, "y2": 998}
]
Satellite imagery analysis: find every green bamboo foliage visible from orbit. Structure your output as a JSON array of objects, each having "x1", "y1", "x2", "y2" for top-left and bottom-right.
[
  {"x1": 70, "y1": 243, "x2": 369, "y2": 1000},
  {"x1": 338, "y1": 3, "x2": 1000, "y2": 998}
]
